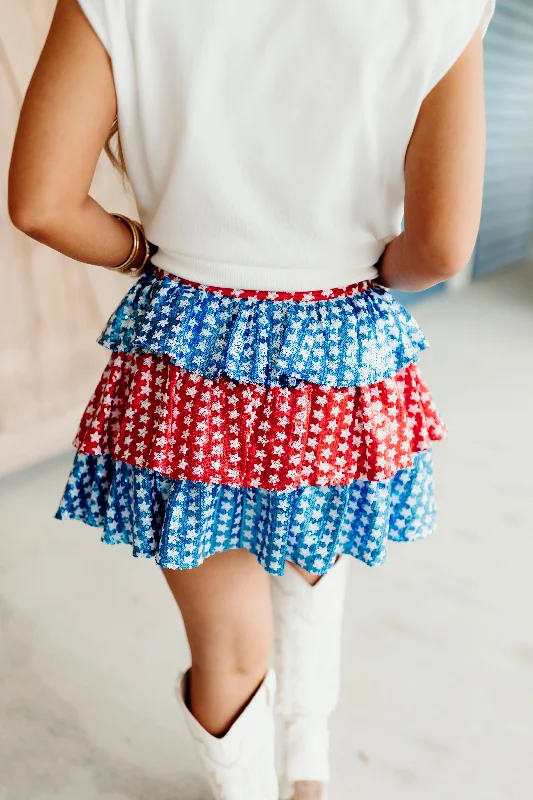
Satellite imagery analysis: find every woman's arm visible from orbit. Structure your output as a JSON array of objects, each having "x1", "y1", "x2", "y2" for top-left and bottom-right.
[
  {"x1": 379, "y1": 27, "x2": 487, "y2": 292},
  {"x1": 8, "y1": 0, "x2": 138, "y2": 269}
]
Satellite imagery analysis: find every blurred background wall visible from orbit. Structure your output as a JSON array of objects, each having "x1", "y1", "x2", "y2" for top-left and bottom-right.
[
  {"x1": 0, "y1": 0, "x2": 136, "y2": 476},
  {"x1": 479, "y1": 0, "x2": 533, "y2": 276},
  {"x1": 1, "y1": 0, "x2": 532, "y2": 476}
]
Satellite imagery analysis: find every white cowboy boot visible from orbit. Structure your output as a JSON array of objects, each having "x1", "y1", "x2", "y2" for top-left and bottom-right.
[
  {"x1": 271, "y1": 558, "x2": 349, "y2": 800},
  {"x1": 176, "y1": 668, "x2": 278, "y2": 800}
]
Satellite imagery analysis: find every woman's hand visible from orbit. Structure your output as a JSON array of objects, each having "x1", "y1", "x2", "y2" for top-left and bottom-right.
[{"x1": 8, "y1": 0, "x2": 134, "y2": 269}]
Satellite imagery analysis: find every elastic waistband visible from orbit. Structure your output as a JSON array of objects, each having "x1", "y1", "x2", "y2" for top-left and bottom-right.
[{"x1": 152, "y1": 267, "x2": 372, "y2": 302}]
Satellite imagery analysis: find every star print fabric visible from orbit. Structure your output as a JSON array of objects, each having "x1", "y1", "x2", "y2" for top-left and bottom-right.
[
  {"x1": 57, "y1": 267, "x2": 446, "y2": 574},
  {"x1": 74, "y1": 353, "x2": 445, "y2": 488},
  {"x1": 98, "y1": 268, "x2": 428, "y2": 387},
  {"x1": 56, "y1": 450, "x2": 436, "y2": 573}
]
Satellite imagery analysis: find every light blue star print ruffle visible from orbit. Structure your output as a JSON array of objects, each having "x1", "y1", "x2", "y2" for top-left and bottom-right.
[
  {"x1": 55, "y1": 450, "x2": 436, "y2": 575},
  {"x1": 98, "y1": 269, "x2": 428, "y2": 387}
]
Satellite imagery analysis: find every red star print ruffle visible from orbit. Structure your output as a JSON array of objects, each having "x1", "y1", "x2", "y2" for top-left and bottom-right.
[{"x1": 74, "y1": 352, "x2": 447, "y2": 490}]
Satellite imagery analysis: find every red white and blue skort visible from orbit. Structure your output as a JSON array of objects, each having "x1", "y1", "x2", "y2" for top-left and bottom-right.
[{"x1": 56, "y1": 267, "x2": 446, "y2": 575}]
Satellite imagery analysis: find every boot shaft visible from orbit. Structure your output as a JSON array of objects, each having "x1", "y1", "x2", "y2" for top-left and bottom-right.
[{"x1": 176, "y1": 669, "x2": 279, "y2": 800}]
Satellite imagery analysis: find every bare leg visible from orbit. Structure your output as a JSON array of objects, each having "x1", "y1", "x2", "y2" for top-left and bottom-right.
[{"x1": 162, "y1": 549, "x2": 274, "y2": 737}]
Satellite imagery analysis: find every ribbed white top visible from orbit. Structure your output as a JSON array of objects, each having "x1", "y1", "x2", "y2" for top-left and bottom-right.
[{"x1": 79, "y1": 0, "x2": 494, "y2": 291}]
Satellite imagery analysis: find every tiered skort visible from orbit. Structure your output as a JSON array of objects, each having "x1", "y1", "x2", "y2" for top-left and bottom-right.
[{"x1": 56, "y1": 267, "x2": 446, "y2": 574}]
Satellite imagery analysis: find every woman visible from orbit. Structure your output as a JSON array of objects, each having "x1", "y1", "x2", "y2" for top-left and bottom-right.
[{"x1": 9, "y1": 1, "x2": 494, "y2": 798}]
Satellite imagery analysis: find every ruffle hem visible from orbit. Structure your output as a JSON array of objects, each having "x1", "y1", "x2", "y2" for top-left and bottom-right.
[
  {"x1": 56, "y1": 450, "x2": 436, "y2": 574},
  {"x1": 56, "y1": 267, "x2": 445, "y2": 574},
  {"x1": 74, "y1": 352, "x2": 446, "y2": 487},
  {"x1": 98, "y1": 268, "x2": 428, "y2": 387}
]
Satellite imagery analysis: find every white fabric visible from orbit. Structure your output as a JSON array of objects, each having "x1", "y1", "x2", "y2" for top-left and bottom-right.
[{"x1": 78, "y1": 0, "x2": 495, "y2": 291}]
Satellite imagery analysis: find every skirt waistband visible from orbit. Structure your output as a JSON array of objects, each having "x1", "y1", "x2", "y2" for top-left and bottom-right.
[{"x1": 152, "y1": 266, "x2": 372, "y2": 302}]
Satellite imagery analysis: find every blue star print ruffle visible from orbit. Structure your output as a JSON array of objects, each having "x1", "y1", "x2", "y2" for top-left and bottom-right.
[
  {"x1": 56, "y1": 450, "x2": 436, "y2": 575},
  {"x1": 98, "y1": 268, "x2": 428, "y2": 387}
]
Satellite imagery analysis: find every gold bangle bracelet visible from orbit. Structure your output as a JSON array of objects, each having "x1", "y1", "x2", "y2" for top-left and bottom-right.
[
  {"x1": 136, "y1": 237, "x2": 153, "y2": 275},
  {"x1": 121, "y1": 234, "x2": 151, "y2": 277},
  {"x1": 110, "y1": 214, "x2": 142, "y2": 273},
  {"x1": 125, "y1": 223, "x2": 153, "y2": 276}
]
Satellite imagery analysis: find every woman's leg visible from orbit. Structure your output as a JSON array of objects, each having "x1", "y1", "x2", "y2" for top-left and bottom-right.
[{"x1": 162, "y1": 548, "x2": 274, "y2": 737}]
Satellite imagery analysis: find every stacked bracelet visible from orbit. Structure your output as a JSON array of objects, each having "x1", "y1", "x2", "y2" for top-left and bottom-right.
[{"x1": 109, "y1": 214, "x2": 152, "y2": 276}]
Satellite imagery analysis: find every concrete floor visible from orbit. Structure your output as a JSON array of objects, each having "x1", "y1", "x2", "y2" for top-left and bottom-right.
[{"x1": 1, "y1": 264, "x2": 532, "y2": 800}]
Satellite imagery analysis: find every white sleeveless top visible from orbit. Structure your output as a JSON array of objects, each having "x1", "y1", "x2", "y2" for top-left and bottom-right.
[{"x1": 79, "y1": 0, "x2": 494, "y2": 291}]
